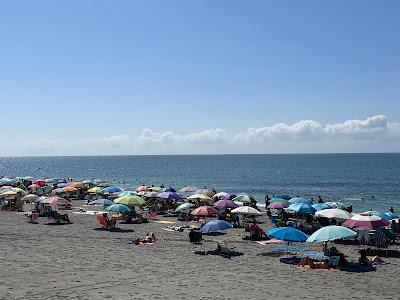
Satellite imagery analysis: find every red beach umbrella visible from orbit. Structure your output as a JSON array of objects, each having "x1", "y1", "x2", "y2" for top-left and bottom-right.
[
  {"x1": 191, "y1": 206, "x2": 218, "y2": 216},
  {"x1": 33, "y1": 180, "x2": 46, "y2": 186},
  {"x1": 342, "y1": 214, "x2": 389, "y2": 229}
]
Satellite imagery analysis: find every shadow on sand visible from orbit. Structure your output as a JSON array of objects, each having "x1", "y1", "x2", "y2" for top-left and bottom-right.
[{"x1": 93, "y1": 228, "x2": 134, "y2": 233}]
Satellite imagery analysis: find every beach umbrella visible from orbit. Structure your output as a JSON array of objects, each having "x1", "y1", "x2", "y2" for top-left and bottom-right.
[
  {"x1": 162, "y1": 187, "x2": 176, "y2": 192},
  {"x1": 212, "y1": 192, "x2": 229, "y2": 200},
  {"x1": 274, "y1": 194, "x2": 291, "y2": 200},
  {"x1": 315, "y1": 209, "x2": 352, "y2": 220},
  {"x1": 384, "y1": 212, "x2": 398, "y2": 220},
  {"x1": 200, "y1": 220, "x2": 233, "y2": 234},
  {"x1": 222, "y1": 193, "x2": 237, "y2": 201},
  {"x1": 33, "y1": 180, "x2": 46, "y2": 186},
  {"x1": 157, "y1": 191, "x2": 182, "y2": 200},
  {"x1": 57, "y1": 183, "x2": 67, "y2": 188},
  {"x1": 102, "y1": 186, "x2": 124, "y2": 194},
  {"x1": 35, "y1": 196, "x2": 48, "y2": 203},
  {"x1": 28, "y1": 184, "x2": 40, "y2": 190},
  {"x1": 191, "y1": 206, "x2": 218, "y2": 216},
  {"x1": 307, "y1": 225, "x2": 357, "y2": 243},
  {"x1": 82, "y1": 180, "x2": 94, "y2": 184},
  {"x1": 179, "y1": 186, "x2": 198, "y2": 193},
  {"x1": 363, "y1": 211, "x2": 393, "y2": 221},
  {"x1": 114, "y1": 195, "x2": 146, "y2": 207},
  {"x1": 196, "y1": 189, "x2": 216, "y2": 197},
  {"x1": 188, "y1": 194, "x2": 213, "y2": 201},
  {"x1": 269, "y1": 198, "x2": 289, "y2": 204},
  {"x1": 11, "y1": 187, "x2": 28, "y2": 196},
  {"x1": 214, "y1": 199, "x2": 239, "y2": 209},
  {"x1": 88, "y1": 199, "x2": 114, "y2": 207},
  {"x1": 0, "y1": 178, "x2": 18, "y2": 185},
  {"x1": 0, "y1": 190, "x2": 18, "y2": 197},
  {"x1": 148, "y1": 186, "x2": 162, "y2": 192},
  {"x1": 289, "y1": 197, "x2": 313, "y2": 205},
  {"x1": 87, "y1": 187, "x2": 102, "y2": 194},
  {"x1": 50, "y1": 188, "x2": 63, "y2": 195},
  {"x1": 287, "y1": 203, "x2": 316, "y2": 215},
  {"x1": 118, "y1": 191, "x2": 137, "y2": 197},
  {"x1": 68, "y1": 182, "x2": 87, "y2": 190},
  {"x1": 175, "y1": 203, "x2": 195, "y2": 212},
  {"x1": 325, "y1": 202, "x2": 347, "y2": 210},
  {"x1": 136, "y1": 185, "x2": 150, "y2": 192},
  {"x1": 342, "y1": 214, "x2": 390, "y2": 229},
  {"x1": 139, "y1": 191, "x2": 158, "y2": 198},
  {"x1": 312, "y1": 203, "x2": 331, "y2": 211},
  {"x1": 232, "y1": 194, "x2": 257, "y2": 204},
  {"x1": 231, "y1": 206, "x2": 262, "y2": 216},
  {"x1": 21, "y1": 194, "x2": 39, "y2": 202},
  {"x1": 267, "y1": 227, "x2": 308, "y2": 242},
  {"x1": 106, "y1": 204, "x2": 132, "y2": 214},
  {"x1": 62, "y1": 186, "x2": 78, "y2": 193},
  {"x1": 267, "y1": 202, "x2": 289, "y2": 209},
  {"x1": 41, "y1": 197, "x2": 71, "y2": 206}
]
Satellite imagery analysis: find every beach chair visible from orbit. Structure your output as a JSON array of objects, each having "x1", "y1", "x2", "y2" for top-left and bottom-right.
[
  {"x1": 96, "y1": 215, "x2": 115, "y2": 230},
  {"x1": 214, "y1": 240, "x2": 233, "y2": 258},
  {"x1": 189, "y1": 230, "x2": 206, "y2": 254},
  {"x1": 146, "y1": 211, "x2": 158, "y2": 220}
]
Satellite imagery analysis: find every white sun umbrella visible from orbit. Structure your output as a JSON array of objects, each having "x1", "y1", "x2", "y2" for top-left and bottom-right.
[
  {"x1": 212, "y1": 192, "x2": 228, "y2": 200},
  {"x1": 315, "y1": 209, "x2": 353, "y2": 220},
  {"x1": 231, "y1": 206, "x2": 262, "y2": 216},
  {"x1": 188, "y1": 193, "x2": 213, "y2": 201},
  {"x1": 179, "y1": 186, "x2": 198, "y2": 193}
]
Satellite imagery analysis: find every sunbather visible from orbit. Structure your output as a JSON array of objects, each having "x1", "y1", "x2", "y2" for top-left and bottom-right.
[{"x1": 133, "y1": 232, "x2": 157, "y2": 245}]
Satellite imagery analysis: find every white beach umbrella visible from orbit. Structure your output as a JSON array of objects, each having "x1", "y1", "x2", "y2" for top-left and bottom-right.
[
  {"x1": 212, "y1": 192, "x2": 228, "y2": 200},
  {"x1": 231, "y1": 206, "x2": 262, "y2": 216},
  {"x1": 188, "y1": 194, "x2": 213, "y2": 201},
  {"x1": 315, "y1": 209, "x2": 352, "y2": 220}
]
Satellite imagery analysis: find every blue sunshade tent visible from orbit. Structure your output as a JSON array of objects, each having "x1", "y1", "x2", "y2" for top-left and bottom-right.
[
  {"x1": 88, "y1": 199, "x2": 114, "y2": 206},
  {"x1": 288, "y1": 203, "x2": 316, "y2": 215},
  {"x1": 102, "y1": 186, "x2": 124, "y2": 194},
  {"x1": 267, "y1": 227, "x2": 309, "y2": 242},
  {"x1": 312, "y1": 203, "x2": 331, "y2": 211},
  {"x1": 306, "y1": 225, "x2": 357, "y2": 243},
  {"x1": 200, "y1": 220, "x2": 233, "y2": 234},
  {"x1": 105, "y1": 204, "x2": 132, "y2": 214}
]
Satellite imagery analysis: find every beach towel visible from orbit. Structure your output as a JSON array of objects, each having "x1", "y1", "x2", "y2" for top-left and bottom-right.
[
  {"x1": 255, "y1": 239, "x2": 284, "y2": 245},
  {"x1": 154, "y1": 220, "x2": 176, "y2": 224},
  {"x1": 120, "y1": 239, "x2": 155, "y2": 245}
]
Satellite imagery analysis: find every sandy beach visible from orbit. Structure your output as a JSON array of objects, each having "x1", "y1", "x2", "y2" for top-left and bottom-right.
[{"x1": 1, "y1": 204, "x2": 399, "y2": 300}]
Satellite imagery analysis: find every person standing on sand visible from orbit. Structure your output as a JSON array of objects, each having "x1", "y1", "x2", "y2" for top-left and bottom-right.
[
  {"x1": 264, "y1": 194, "x2": 271, "y2": 206},
  {"x1": 389, "y1": 206, "x2": 394, "y2": 213}
]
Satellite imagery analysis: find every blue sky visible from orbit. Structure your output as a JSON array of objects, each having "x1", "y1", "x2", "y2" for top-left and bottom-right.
[{"x1": 0, "y1": 1, "x2": 399, "y2": 155}]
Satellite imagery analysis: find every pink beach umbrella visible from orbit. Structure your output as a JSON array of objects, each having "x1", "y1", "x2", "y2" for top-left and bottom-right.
[
  {"x1": 191, "y1": 206, "x2": 218, "y2": 216},
  {"x1": 33, "y1": 180, "x2": 46, "y2": 186},
  {"x1": 136, "y1": 185, "x2": 150, "y2": 192},
  {"x1": 214, "y1": 200, "x2": 239, "y2": 209},
  {"x1": 342, "y1": 214, "x2": 389, "y2": 229},
  {"x1": 267, "y1": 202, "x2": 289, "y2": 209}
]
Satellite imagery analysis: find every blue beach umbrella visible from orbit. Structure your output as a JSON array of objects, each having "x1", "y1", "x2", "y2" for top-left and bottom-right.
[
  {"x1": 364, "y1": 211, "x2": 395, "y2": 221},
  {"x1": 88, "y1": 199, "x2": 114, "y2": 207},
  {"x1": 267, "y1": 227, "x2": 309, "y2": 242},
  {"x1": 384, "y1": 212, "x2": 398, "y2": 220},
  {"x1": 105, "y1": 204, "x2": 132, "y2": 214},
  {"x1": 288, "y1": 203, "x2": 316, "y2": 215},
  {"x1": 312, "y1": 203, "x2": 331, "y2": 211},
  {"x1": 200, "y1": 220, "x2": 233, "y2": 234},
  {"x1": 157, "y1": 191, "x2": 182, "y2": 200},
  {"x1": 102, "y1": 186, "x2": 124, "y2": 194},
  {"x1": 289, "y1": 197, "x2": 313, "y2": 205}
]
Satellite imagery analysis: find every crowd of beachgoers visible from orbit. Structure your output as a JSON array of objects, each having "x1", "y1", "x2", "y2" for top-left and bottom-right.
[{"x1": 1, "y1": 175, "x2": 399, "y2": 270}]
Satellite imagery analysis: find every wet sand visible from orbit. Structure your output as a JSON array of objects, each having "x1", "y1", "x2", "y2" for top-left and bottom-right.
[{"x1": 1, "y1": 205, "x2": 399, "y2": 300}]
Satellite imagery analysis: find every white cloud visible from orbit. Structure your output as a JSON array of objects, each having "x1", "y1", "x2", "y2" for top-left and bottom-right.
[{"x1": 138, "y1": 128, "x2": 228, "y2": 144}]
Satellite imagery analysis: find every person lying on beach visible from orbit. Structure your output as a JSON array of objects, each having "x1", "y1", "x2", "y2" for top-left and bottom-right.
[
  {"x1": 298, "y1": 257, "x2": 330, "y2": 269},
  {"x1": 133, "y1": 232, "x2": 157, "y2": 245}
]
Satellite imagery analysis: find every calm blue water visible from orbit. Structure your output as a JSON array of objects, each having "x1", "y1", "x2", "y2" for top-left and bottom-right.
[{"x1": 0, "y1": 154, "x2": 399, "y2": 212}]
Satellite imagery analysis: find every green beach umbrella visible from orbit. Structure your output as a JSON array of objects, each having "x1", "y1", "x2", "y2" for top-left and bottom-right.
[
  {"x1": 175, "y1": 203, "x2": 194, "y2": 212},
  {"x1": 269, "y1": 198, "x2": 289, "y2": 204},
  {"x1": 114, "y1": 195, "x2": 146, "y2": 207}
]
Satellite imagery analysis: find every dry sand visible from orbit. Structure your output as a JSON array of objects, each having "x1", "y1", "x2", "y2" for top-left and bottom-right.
[{"x1": 1, "y1": 205, "x2": 400, "y2": 300}]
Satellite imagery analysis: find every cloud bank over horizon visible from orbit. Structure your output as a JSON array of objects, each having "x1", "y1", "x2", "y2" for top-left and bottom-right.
[{"x1": 4, "y1": 115, "x2": 400, "y2": 156}]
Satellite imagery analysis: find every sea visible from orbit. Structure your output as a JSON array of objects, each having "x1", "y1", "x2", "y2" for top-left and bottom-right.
[{"x1": 0, "y1": 154, "x2": 399, "y2": 212}]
